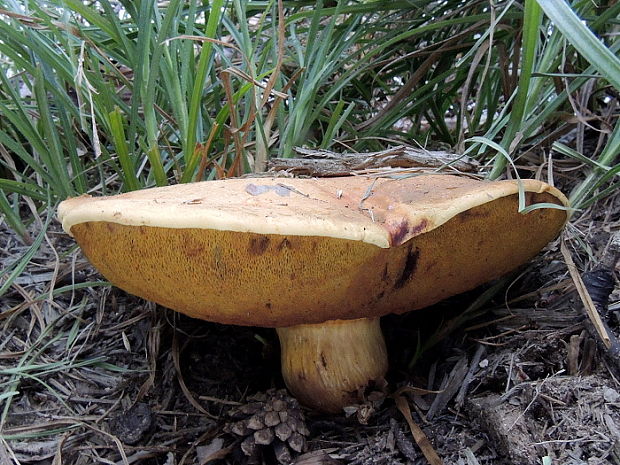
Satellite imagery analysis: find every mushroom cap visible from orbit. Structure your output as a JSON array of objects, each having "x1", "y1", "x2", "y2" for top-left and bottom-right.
[{"x1": 58, "y1": 175, "x2": 568, "y2": 327}]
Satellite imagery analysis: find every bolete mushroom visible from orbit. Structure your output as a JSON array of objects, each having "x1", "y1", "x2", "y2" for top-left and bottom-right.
[{"x1": 58, "y1": 174, "x2": 568, "y2": 412}]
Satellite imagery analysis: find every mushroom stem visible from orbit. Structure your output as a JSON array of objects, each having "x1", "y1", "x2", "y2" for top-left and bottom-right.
[{"x1": 276, "y1": 317, "x2": 388, "y2": 413}]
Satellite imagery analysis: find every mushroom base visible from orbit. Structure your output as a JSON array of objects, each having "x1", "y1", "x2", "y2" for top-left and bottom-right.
[{"x1": 276, "y1": 317, "x2": 388, "y2": 413}]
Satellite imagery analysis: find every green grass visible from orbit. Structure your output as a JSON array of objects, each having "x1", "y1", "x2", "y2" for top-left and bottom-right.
[{"x1": 0, "y1": 0, "x2": 618, "y2": 263}]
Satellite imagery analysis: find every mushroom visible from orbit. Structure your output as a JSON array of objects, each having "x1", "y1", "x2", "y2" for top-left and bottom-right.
[{"x1": 58, "y1": 175, "x2": 568, "y2": 412}]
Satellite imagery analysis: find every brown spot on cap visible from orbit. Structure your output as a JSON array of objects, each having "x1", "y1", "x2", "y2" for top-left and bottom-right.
[
  {"x1": 388, "y1": 219, "x2": 409, "y2": 246},
  {"x1": 249, "y1": 236, "x2": 270, "y2": 255},
  {"x1": 408, "y1": 219, "x2": 428, "y2": 237},
  {"x1": 186, "y1": 246, "x2": 204, "y2": 257},
  {"x1": 277, "y1": 238, "x2": 291, "y2": 251},
  {"x1": 456, "y1": 208, "x2": 487, "y2": 223},
  {"x1": 387, "y1": 218, "x2": 428, "y2": 246},
  {"x1": 394, "y1": 247, "x2": 420, "y2": 289},
  {"x1": 381, "y1": 264, "x2": 389, "y2": 282}
]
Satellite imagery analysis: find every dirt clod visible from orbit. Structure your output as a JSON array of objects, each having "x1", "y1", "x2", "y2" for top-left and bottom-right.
[{"x1": 108, "y1": 402, "x2": 154, "y2": 445}]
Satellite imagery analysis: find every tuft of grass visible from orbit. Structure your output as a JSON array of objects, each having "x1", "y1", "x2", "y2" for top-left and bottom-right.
[{"x1": 0, "y1": 0, "x2": 617, "y2": 285}]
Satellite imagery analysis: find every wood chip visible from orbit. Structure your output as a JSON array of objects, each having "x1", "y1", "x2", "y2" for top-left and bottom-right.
[
  {"x1": 455, "y1": 345, "x2": 486, "y2": 408},
  {"x1": 427, "y1": 356, "x2": 469, "y2": 419},
  {"x1": 568, "y1": 333, "x2": 581, "y2": 375}
]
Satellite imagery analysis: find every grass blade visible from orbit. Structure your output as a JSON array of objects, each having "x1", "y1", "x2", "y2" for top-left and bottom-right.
[
  {"x1": 0, "y1": 208, "x2": 53, "y2": 297},
  {"x1": 488, "y1": 0, "x2": 541, "y2": 179},
  {"x1": 0, "y1": 190, "x2": 30, "y2": 243},
  {"x1": 537, "y1": 0, "x2": 620, "y2": 90},
  {"x1": 182, "y1": 0, "x2": 224, "y2": 183},
  {"x1": 108, "y1": 106, "x2": 141, "y2": 191}
]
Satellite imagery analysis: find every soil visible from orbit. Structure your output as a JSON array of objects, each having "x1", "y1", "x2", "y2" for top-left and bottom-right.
[{"x1": 1, "y1": 185, "x2": 619, "y2": 465}]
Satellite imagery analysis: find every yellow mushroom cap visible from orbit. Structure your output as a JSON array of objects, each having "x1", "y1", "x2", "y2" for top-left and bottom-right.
[{"x1": 58, "y1": 175, "x2": 568, "y2": 327}]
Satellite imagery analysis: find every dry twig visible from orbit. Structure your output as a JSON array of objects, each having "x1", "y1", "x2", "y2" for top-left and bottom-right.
[
  {"x1": 394, "y1": 394, "x2": 443, "y2": 465},
  {"x1": 268, "y1": 145, "x2": 479, "y2": 177}
]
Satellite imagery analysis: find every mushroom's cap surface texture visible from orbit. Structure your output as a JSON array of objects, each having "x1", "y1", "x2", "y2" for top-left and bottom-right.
[{"x1": 58, "y1": 175, "x2": 568, "y2": 327}]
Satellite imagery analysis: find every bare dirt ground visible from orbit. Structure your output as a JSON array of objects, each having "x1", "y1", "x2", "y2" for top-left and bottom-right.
[{"x1": 1, "y1": 176, "x2": 619, "y2": 465}]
